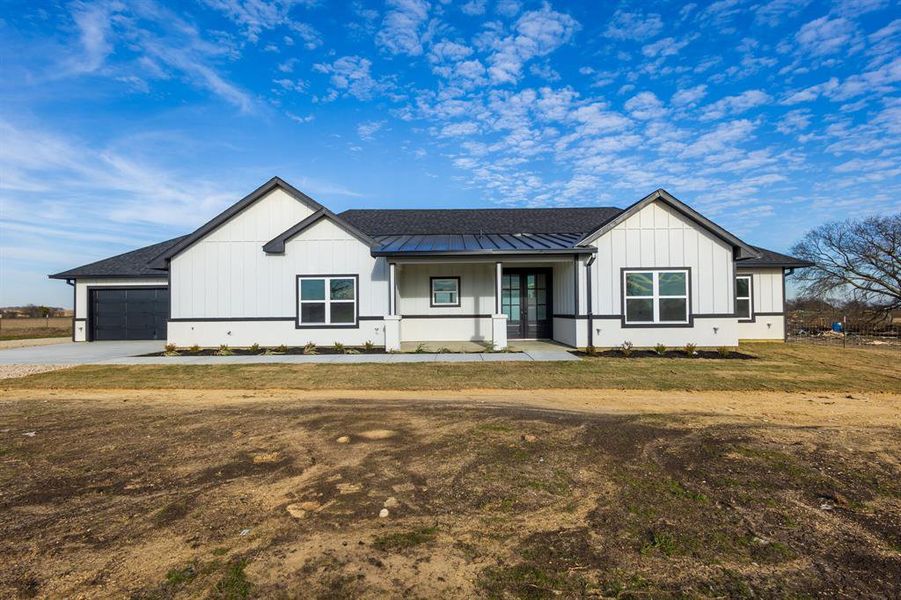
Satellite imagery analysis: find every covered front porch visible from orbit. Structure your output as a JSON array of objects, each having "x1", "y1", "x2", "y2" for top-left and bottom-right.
[{"x1": 380, "y1": 253, "x2": 594, "y2": 352}]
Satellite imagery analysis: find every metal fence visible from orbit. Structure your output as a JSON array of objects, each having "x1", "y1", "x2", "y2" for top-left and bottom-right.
[{"x1": 786, "y1": 315, "x2": 901, "y2": 349}]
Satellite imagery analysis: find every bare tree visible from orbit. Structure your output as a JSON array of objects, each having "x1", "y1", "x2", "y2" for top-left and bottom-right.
[{"x1": 790, "y1": 214, "x2": 901, "y2": 311}]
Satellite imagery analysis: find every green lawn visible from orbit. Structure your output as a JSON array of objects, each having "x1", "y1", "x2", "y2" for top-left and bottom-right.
[{"x1": 5, "y1": 343, "x2": 900, "y2": 393}]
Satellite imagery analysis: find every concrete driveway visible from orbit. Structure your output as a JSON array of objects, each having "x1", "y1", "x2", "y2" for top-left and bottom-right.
[{"x1": 0, "y1": 341, "x2": 165, "y2": 365}]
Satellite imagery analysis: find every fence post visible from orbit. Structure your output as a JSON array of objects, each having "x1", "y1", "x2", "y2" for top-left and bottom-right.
[{"x1": 843, "y1": 315, "x2": 847, "y2": 349}]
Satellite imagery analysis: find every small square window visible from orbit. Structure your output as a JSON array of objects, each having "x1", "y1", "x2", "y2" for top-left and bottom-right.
[{"x1": 431, "y1": 277, "x2": 460, "y2": 307}]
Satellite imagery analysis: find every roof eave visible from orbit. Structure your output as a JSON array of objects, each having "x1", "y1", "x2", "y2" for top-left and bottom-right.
[{"x1": 48, "y1": 272, "x2": 169, "y2": 280}]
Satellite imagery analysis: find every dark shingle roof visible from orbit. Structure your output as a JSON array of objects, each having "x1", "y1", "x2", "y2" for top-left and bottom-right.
[
  {"x1": 339, "y1": 207, "x2": 623, "y2": 236},
  {"x1": 737, "y1": 246, "x2": 814, "y2": 268},
  {"x1": 49, "y1": 236, "x2": 187, "y2": 280}
]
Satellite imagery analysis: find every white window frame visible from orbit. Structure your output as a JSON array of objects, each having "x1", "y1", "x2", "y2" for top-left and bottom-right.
[
  {"x1": 430, "y1": 276, "x2": 461, "y2": 307},
  {"x1": 623, "y1": 269, "x2": 690, "y2": 326},
  {"x1": 296, "y1": 275, "x2": 358, "y2": 328},
  {"x1": 735, "y1": 275, "x2": 753, "y2": 322}
]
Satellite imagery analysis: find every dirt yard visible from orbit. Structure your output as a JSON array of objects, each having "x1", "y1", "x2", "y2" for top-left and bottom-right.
[
  {"x1": 1, "y1": 388, "x2": 898, "y2": 599},
  {"x1": 0, "y1": 317, "x2": 72, "y2": 341}
]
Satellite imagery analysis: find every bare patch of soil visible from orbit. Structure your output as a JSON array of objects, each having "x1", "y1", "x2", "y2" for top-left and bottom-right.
[{"x1": 0, "y1": 390, "x2": 898, "y2": 598}]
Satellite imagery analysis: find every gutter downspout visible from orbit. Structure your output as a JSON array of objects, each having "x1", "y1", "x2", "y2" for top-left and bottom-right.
[
  {"x1": 66, "y1": 279, "x2": 76, "y2": 342},
  {"x1": 585, "y1": 255, "x2": 596, "y2": 349}
]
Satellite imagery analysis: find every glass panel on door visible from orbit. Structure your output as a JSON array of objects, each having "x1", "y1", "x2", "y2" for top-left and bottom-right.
[{"x1": 502, "y1": 274, "x2": 521, "y2": 322}]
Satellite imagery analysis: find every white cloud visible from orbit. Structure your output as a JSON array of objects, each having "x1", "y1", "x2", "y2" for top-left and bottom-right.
[
  {"x1": 603, "y1": 10, "x2": 663, "y2": 41},
  {"x1": 60, "y1": 1, "x2": 257, "y2": 112},
  {"x1": 781, "y1": 78, "x2": 839, "y2": 104},
  {"x1": 357, "y1": 120, "x2": 385, "y2": 139},
  {"x1": 286, "y1": 111, "x2": 314, "y2": 123},
  {"x1": 376, "y1": 0, "x2": 430, "y2": 56},
  {"x1": 671, "y1": 84, "x2": 707, "y2": 107},
  {"x1": 496, "y1": 0, "x2": 521, "y2": 18},
  {"x1": 796, "y1": 16, "x2": 861, "y2": 56},
  {"x1": 461, "y1": 0, "x2": 487, "y2": 16},
  {"x1": 642, "y1": 37, "x2": 691, "y2": 58},
  {"x1": 201, "y1": 0, "x2": 321, "y2": 46},
  {"x1": 313, "y1": 56, "x2": 385, "y2": 100},
  {"x1": 753, "y1": 0, "x2": 811, "y2": 27},
  {"x1": 624, "y1": 91, "x2": 666, "y2": 120},
  {"x1": 429, "y1": 40, "x2": 474, "y2": 63},
  {"x1": 700, "y1": 89, "x2": 771, "y2": 120},
  {"x1": 776, "y1": 109, "x2": 812, "y2": 134},
  {"x1": 486, "y1": 5, "x2": 579, "y2": 84},
  {"x1": 680, "y1": 119, "x2": 755, "y2": 158},
  {"x1": 65, "y1": 1, "x2": 116, "y2": 74},
  {"x1": 440, "y1": 122, "x2": 480, "y2": 136}
]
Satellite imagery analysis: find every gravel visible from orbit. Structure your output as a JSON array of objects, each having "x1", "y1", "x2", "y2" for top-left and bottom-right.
[{"x1": 0, "y1": 364, "x2": 75, "y2": 380}]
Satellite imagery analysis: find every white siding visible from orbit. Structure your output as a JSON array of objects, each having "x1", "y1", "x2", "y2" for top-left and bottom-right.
[
  {"x1": 395, "y1": 262, "x2": 494, "y2": 341},
  {"x1": 169, "y1": 201, "x2": 388, "y2": 346},
  {"x1": 591, "y1": 200, "x2": 735, "y2": 316},
  {"x1": 73, "y1": 278, "x2": 167, "y2": 342},
  {"x1": 397, "y1": 263, "x2": 495, "y2": 316},
  {"x1": 591, "y1": 317, "x2": 739, "y2": 348},
  {"x1": 587, "y1": 199, "x2": 738, "y2": 348},
  {"x1": 737, "y1": 267, "x2": 786, "y2": 340}
]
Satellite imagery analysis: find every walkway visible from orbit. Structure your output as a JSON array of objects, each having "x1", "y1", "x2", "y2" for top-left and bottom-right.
[{"x1": 0, "y1": 341, "x2": 579, "y2": 365}]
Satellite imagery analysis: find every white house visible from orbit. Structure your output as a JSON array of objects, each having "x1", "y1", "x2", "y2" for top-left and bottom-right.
[{"x1": 50, "y1": 177, "x2": 812, "y2": 350}]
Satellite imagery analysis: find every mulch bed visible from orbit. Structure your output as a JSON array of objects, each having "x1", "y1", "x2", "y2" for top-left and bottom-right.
[
  {"x1": 574, "y1": 349, "x2": 756, "y2": 360},
  {"x1": 144, "y1": 346, "x2": 387, "y2": 357}
]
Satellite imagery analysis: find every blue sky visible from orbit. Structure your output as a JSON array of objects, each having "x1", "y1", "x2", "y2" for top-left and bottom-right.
[{"x1": 1, "y1": 0, "x2": 899, "y2": 307}]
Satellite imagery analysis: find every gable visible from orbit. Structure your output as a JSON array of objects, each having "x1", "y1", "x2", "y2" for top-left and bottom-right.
[
  {"x1": 203, "y1": 187, "x2": 316, "y2": 243},
  {"x1": 148, "y1": 177, "x2": 324, "y2": 268},
  {"x1": 579, "y1": 189, "x2": 757, "y2": 259}
]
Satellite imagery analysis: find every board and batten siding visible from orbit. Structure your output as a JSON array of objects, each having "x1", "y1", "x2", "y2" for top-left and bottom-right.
[
  {"x1": 737, "y1": 267, "x2": 786, "y2": 340},
  {"x1": 168, "y1": 188, "x2": 388, "y2": 346},
  {"x1": 587, "y1": 199, "x2": 739, "y2": 347}
]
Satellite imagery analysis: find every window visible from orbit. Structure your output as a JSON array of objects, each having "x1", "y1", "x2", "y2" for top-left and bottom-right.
[
  {"x1": 623, "y1": 269, "x2": 689, "y2": 325},
  {"x1": 735, "y1": 275, "x2": 752, "y2": 321},
  {"x1": 297, "y1": 275, "x2": 357, "y2": 326},
  {"x1": 430, "y1": 277, "x2": 460, "y2": 307}
]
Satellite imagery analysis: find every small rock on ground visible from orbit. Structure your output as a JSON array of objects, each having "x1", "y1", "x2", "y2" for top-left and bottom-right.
[
  {"x1": 379, "y1": 508, "x2": 389, "y2": 518},
  {"x1": 336, "y1": 436, "x2": 350, "y2": 444}
]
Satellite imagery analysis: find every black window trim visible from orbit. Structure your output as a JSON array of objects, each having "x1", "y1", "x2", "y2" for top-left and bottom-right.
[
  {"x1": 295, "y1": 274, "x2": 360, "y2": 329},
  {"x1": 429, "y1": 276, "x2": 462, "y2": 308},
  {"x1": 620, "y1": 267, "x2": 693, "y2": 329},
  {"x1": 735, "y1": 274, "x2": 755, "y2": 323}
]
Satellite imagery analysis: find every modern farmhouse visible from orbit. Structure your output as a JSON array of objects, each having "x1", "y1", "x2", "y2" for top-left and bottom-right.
[{"x1": 51, "y1": 177, "x2": 812, "y2": 350}]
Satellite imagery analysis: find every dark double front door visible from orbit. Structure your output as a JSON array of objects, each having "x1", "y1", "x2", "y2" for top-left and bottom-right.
[{"x1": 501, "y1": 269, "x2": 552, "y2": 339}]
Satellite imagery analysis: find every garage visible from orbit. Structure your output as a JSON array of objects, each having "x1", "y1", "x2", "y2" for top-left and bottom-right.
[{"x1": 90, "y1": 287, "x2": 169, "y2": 341}]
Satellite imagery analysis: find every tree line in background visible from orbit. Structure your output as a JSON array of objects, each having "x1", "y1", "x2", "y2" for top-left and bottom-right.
[
  {"x1": 1, "y1": 305, "x2": 69, "y2": 319},
  {"x1": 789, "y1": 213, "x2": 900, "y2": 324}
]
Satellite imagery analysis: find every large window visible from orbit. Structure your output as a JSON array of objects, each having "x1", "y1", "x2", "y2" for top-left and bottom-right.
[
  {"x1": 297, "y1": 275, "x2": 357, "y2": 327},
  {"x1": 735, "y1": 275, "x2": 753, "y2": 321},
  {"x1": 623, "y1": 269, "x2": 689, "y2": 325},
  {"x1": 430, "y1": 276, "x2": 460, "y2": 307}
]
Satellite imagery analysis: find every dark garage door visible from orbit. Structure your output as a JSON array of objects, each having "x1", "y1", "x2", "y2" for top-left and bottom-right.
[{"x1": 90, "y1": 288, "x2": 169, "y2": 341}]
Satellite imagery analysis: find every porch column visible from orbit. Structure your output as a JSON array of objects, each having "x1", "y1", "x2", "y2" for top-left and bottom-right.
[
  {"x1": 491, "y1": 261, "x2": 508, "y2": 350},
  {"x1": 495, "y1": 261, "x2": 502, "y2": 314},
  {"x1": 384, "y1": 262, "x2": 401, "y2": 351}
]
